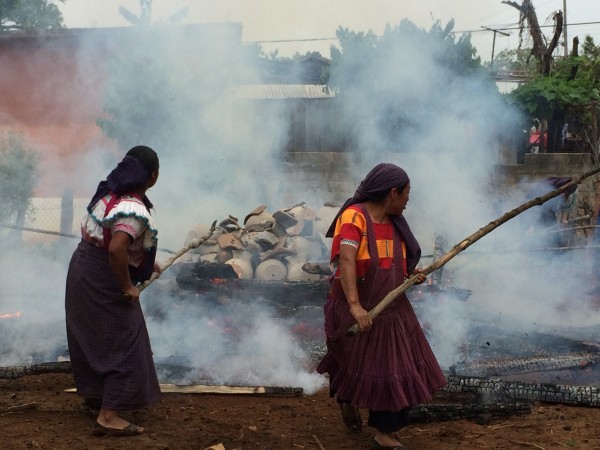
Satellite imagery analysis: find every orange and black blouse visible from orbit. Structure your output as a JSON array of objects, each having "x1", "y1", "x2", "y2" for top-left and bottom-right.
[{"x1": 330, "y1": 205, "x2": 407, "y2": 278}]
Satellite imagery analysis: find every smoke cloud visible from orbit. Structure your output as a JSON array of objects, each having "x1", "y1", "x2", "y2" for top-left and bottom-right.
[{"x1": 1, "y1": 17, "x2": 598, "y2": 393}]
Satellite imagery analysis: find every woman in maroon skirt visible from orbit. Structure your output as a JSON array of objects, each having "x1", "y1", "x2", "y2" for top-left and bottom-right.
[
  {"x1": 65, "y1": 145, "x2": 162, "y2": 436},
  {"x1": 316, "y1": 163, "x2": 447, "y2": 449}
]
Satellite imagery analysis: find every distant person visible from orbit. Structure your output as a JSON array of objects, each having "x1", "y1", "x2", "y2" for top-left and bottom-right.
[
  {"x1": 537, "y1": 177, "x2": 576, "y2": 248},
  {"x1": 65, "y1": 145, "x2": 162, "y2": 436},
  {"x1": 520, "y1": 176, "x2": 577, "y2": 251},
  {"x1": 316, "y1": 163, "x2": 446, "y2": 450},
  {"x1": 562, "y1": 122, "x2": 569, "y2": 148}
]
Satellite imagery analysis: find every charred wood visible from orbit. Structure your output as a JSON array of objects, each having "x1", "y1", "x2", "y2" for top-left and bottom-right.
[
  {"x1": 450, "y1": 353, "x2": 600, "y2": 378},
  {"x1": 0, "y1": 362, "x2": 72, "y2": 379},
  {"x1": 446, "y1": 375, "x2": 600, "y2": 406},
  {"x1": 301, "y1": 262, "x2": 331, "y2": 275},
  {"x1": 409, "y1": 401, "x2": 531, "y2": 423}
]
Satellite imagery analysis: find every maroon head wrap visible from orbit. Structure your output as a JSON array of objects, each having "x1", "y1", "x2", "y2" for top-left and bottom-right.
[{"x1": 326, "y1": 163, "x2": 422, "y2": 272}]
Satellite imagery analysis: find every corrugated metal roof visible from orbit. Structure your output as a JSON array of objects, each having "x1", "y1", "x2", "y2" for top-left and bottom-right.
[{"x1": 230, "y1": 84, "x2": 335, "y2": 100}]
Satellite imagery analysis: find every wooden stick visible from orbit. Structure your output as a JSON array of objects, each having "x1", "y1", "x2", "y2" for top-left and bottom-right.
[
  {"x1": 508, "y1": 441, "x2": 546, "y2": 450},
  {"x1": 1, "y1": 402, "x2": 38, "y2": 414},
  {"x1": 136, "y1": 220, "x2": 217, "y2": 293},
  {"x1": 312, "y1": 434, "x2": 326, "y2": 450},
  {"x1": 347, "y1": 166, "x2": 600, "y2": 336}
]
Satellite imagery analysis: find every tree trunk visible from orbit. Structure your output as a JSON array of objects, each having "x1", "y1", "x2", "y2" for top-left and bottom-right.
[
  {"x1": 502, "y1": 0, "x2": 563, "y2": 75},
  {"x1": 548, "y1": 111, "x2": 565, "y2": 152}
]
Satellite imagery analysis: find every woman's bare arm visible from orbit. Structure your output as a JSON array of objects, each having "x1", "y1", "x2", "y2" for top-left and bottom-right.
[{"x1": 108, "y1": 231, "x2": 139, "y2": 302}]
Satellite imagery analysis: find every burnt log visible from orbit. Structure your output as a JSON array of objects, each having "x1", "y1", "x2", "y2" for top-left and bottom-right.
[
  {"x1": 0, "y1": 362, "x2": 72, "y2": 379},
  {"x1": 450, "y1": 353, "x2": 600, "y2": 378},
  {"x1": 409, "y1": 401, "x2": 531, "y2": 423},
  {"x1": 302, "y1": 262, "x2": 331, "y2": 275},
  {"x1": 446, "y1": 375, "x2": 600, "y2": 407}
]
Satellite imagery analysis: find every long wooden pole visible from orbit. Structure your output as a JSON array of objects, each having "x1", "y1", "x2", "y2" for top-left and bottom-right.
[
  {"x1": 118, "y1": 221, "x2": 217, "y2": 302},
  {"x1": 136, "y1": 220, "x2": 217, "y2": 293},
  {"x1": 347, "y1": 166, "x2": 600, "y2": 336}
]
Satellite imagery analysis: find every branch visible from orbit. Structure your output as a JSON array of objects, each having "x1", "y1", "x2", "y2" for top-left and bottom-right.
[
  {"x1": 545, "y1": 11, "x2": 563, "y2": 57},
  {"x1": 501, "y1": 1, "x2": 525, "y2": 14},
  {"x1": 137, "y1": 220, "x2": 217, "y2": 293}
]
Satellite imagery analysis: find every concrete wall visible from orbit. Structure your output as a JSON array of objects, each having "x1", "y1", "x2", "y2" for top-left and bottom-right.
[
  {"x1": 282, "y1": 152, "x2": 356, "y2": 205},
  {"x1": 496, "y1": 153, "x2": 595, "y2": 184},
  {"x1": 286, "y1": 151, "x2": 600, "y2": 227}
]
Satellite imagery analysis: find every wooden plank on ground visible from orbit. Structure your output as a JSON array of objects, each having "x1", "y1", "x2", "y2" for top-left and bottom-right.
[{"x1": 65, "y1": 384, "x2": 303, "y2": 395}]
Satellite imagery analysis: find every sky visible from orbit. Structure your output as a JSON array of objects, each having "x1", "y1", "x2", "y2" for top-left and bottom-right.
[{"x1": 59, "y1": 0, "x2": 600, "y2": 61}]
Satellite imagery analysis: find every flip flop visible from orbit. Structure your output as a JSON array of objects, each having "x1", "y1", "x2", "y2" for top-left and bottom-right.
[{"x1": 93, "y1": 422, "x2": 144, "y2": 437}]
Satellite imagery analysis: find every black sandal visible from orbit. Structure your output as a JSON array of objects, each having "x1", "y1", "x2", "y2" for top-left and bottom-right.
[
  {"x1": 339, "y1": 402, "x2": 362, "y2": 431},
  {"x1": 93, "y1": 422, "x2": 144, "y2": 437}
]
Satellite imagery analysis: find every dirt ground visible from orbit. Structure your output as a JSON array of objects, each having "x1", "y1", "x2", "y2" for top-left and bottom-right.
[{"x1": 2, "y1": 372, "x2": 600, "y2": 450}]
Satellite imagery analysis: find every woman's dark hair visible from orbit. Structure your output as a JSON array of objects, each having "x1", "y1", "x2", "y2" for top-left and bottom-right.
[
  {"x1": 368, "y1": 182, "x2": 409, "y2": 203},
  {"x1": 126, "y1": 145, "x2": 159, "y2": 173}
]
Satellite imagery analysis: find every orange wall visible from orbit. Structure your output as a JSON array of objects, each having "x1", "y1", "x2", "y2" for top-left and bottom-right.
[{"x1": 0, "y1": 32, "x2": 118, "y2": 197}]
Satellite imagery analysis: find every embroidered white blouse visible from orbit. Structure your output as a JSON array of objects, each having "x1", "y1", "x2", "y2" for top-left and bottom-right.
[{"x1": 81, "y1": 194, "x2": 158, "y2": 268}]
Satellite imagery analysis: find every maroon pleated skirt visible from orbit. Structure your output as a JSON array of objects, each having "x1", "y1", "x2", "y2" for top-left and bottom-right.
[{"x1": 316, "y1": 292, "x2": 447, "y2": 411}]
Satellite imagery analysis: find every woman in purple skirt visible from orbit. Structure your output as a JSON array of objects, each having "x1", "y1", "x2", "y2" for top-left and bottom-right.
[
  {"x1": 65, "y1": 145, "x2": 162, "y2": 436},
  {"x1": 316, "y1": 163, "x2": 447, "y2": 449}
]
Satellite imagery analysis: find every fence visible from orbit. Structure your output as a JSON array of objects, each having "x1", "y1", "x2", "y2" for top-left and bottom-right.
[{"x1": 4, "y1": 190, "x2": 87, "y2": 244}]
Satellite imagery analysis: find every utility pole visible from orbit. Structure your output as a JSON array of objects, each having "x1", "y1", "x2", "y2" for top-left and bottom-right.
[
  {"x1": 563, "y1": 0, "x2": 568, "y2": 57},
  {"x1": 482, "y1": 26, "x2": 511, "y2": 70}
]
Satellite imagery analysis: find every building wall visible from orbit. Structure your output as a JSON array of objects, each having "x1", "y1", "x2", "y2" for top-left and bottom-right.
[
  {"x1": 0, "y1": 25, "x2": 243, "y2": 197},
  {"x1": 0, "y1": 31, "x2": 120, "y2": 196}
]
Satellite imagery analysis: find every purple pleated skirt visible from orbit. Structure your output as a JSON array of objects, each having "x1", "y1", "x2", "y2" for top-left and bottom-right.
[{"x1": 65, "y1": 240, "x2": 161, "y2": 411}]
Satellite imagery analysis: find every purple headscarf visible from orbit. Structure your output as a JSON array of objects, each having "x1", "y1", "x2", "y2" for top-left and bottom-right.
[
  {"x1": 326, "y1": 163, "x2": 421, "y2": 272},
  {"x1": 87, "y1": 155, "x2": 153, "y2": 212},
  {"x1": 546, "y1": 176, "x2": 577, "y2": 196}
]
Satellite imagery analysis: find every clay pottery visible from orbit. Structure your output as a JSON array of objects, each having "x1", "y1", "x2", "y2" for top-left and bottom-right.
[{"x1": 254, "y1": 258, "x2": 288, "y2": 281}]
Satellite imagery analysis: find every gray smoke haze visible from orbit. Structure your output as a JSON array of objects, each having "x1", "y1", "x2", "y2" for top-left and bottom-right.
[{"x1": 1, "y1": 19, "x2": 599, "y2": 391}]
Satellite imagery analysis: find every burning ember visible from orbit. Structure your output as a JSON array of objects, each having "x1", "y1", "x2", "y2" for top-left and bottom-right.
[{"x1": 0, "y1": 311, "x2": 21, "y2": 319}]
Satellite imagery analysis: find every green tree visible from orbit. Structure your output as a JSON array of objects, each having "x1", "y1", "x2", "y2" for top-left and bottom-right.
[
  {"x1": 327, "y1": 19, "x2": 493, "y2": 153},
  {"x1": 493, "y1": 48, "x2": 538, "y2": 74},
  {"x1": 583, "y1": 35, "x2": 600, "y2": 60},
  {"x1": 0, "y1": 133, "x2": 38, "y2": 225},
  {"x1": 507, "y1": 53, "x2": 600, "y2": 155},
  {"x1": 0, "y1": 0, "x2": 65, "y2": 32},
  {"x1": 118, "y1": 0, "x2": 188, "y2": 26}
]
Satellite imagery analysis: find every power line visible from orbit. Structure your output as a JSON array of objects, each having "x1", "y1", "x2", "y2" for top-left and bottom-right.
[
  {"x1": 246, "y1": 20, "x2": 600, "y2": 46},
  {"x1": 455, "y1": 20, "x2": 600, "y2": 35},
  {"x1": 246, "y1": 37, "x2": 337, "y2": 44}
]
